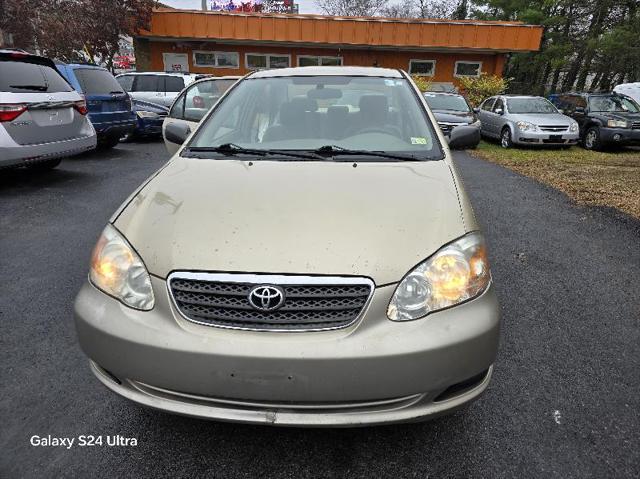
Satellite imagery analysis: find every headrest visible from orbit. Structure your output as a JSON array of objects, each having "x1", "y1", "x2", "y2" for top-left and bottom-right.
[
  {"x1": 327, "y1": 105, "x2": 349, "y2": 120},
  {"x1": 290, "y1": 96, "x2": 318, "y2": 112},
  {"x1": 359, "y1": 95, "x2": 389, "y2": 116}
]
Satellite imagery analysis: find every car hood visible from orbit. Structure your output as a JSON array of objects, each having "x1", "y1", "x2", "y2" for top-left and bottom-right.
[
  {"x1": 509, "y1": 113, "x2": 573, "y2": 125},
  {"x1": 594, "y1": 111, "x2": 640, "y2": 122},
  {"x1": 114, "y1": 158, "x2": 466, "y2": 285},
  {"x1": 132, "y1": 98, "x2": 169, "y2": 114},
  {"x1": 432, "y1": 110, "x2": 475, "y2": 123}
]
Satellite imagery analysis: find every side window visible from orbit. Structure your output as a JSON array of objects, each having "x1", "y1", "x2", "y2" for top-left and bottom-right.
[
  {"x1": 117, "y1": 75, "x2": 134, "y2": 92},
  {"x1": 164, "y1": 76, "x2": 185, "y2": 93},
  {"x1": 576, "y1": 96, "x2": 587, "y2": 109},
  {"x1": 184, "y1": 83, "x2": 214, "y2": 122},
  {"x1": 481, "y1": 98, "x2": 495, "y2": 111},
  {"x1": 493, "y1": 98, "x2": 504, "y2": 113},
  {"x1": 133, "y1": 75, "x2": 158, "y2": 92},
  {"x1": 170, "y1": 92, "x2": 185, "y2": 119}
]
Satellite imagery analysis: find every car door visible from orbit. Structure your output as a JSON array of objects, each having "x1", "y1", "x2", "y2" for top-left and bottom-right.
[
  {"x1": 478, "y1": 97, "x2": 496, "y2": 136},
  {"x1": 489, "y1": 97, "x2": 506, "y2": 136}
]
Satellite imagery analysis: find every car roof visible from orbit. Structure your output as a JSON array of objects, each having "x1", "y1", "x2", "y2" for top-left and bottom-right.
[
  {"x1": 423, "y1": 92, "x2": 463, "y2": 97},
  {"x1": 57, "y1": 63, "x2": 108, "y2": 71},
  {"x1": 116, "y1": 71, "x2": 197, "y2": 77},
  {"x1": 248, "y1": 66, "x2": 403, "y2": 79}
]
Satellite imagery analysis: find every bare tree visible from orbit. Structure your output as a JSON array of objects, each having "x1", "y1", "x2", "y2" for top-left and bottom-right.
[
  {"x1": 381, "y1": 0, "x2": 456, "y2": 19},
  {"x1": 316, "y1": 0, "x2": 390, "y2": 17}
]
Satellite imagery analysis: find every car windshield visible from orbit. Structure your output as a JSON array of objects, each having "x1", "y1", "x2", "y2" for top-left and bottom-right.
[
  {"x1": 589, "y1": 95, "x2": 640, "y2": 113},
  {"x1": 507, "y1": 98, "x2": 558, "y2": 114},
  {"x1": 0, "y1": 59, "x2": 73, "y2": 93},
  {"x1": 74, "y1": 68, "x2": 124, "y2": 95},
  {"x1": 188, "y1": 75, "x2": 443, "y2": 160},
  {"x1": 423, "y1": 93, "x2": 470, "y2": 112}
]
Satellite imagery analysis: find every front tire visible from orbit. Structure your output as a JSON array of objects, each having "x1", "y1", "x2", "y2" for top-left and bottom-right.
[
  {"x1": 583, "y1": 127, "x2": 601, "y2": 151},
  {"x1": 500, "y1": 128, "x2": 513, "y2": 149},
  {"x1": 99, "y1": 135, "x2": 120, "y2": 149}
]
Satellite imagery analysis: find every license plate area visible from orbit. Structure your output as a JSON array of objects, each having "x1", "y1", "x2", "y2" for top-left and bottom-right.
[{"x1": 549, "y1": 134, "x2": 563, "y2": 141}]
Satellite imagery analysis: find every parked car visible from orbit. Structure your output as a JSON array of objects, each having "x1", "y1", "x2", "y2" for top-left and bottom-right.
[
  {"x1": 57, "y1": 63, "x2": 136, "y2": 148},
  {"x1": 0, "y1": 50, "x2": 96, "y2": 171},
  {"x1": 613, "y1": 82, "x2": 640, "y2": 105},
  {"x1": 551, "y1": 92, "x2": 640, "y2": 150},
  {"x1": 423, "y1": 91, "x2": 480, "y2": 147},
  {"x1": 75, "y1": 66, "x2": 499, "y2": 427},
  {"x1": 477, "y1": 95, "x2": 579, "y2": 148},
  {"x1": 163, "y1": 76, "x2": 240, "y2": 155},
  {"x1": 115, "y1": 72, "x2": 203, "y2": 108},
  {"x1": 121, "y1": 98, "x2": 168, "y2": 141}
]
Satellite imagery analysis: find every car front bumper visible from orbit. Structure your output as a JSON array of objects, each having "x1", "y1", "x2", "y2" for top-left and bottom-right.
[
  {"x1": 599, "y1": 127, "x2": 640, "y2": 145},
  {"x1": 515, "y1": 129, "x2": 579, "y2": 145},
  {"x1": 74, "y1": 276, "x2": 500, "y2": 426}
]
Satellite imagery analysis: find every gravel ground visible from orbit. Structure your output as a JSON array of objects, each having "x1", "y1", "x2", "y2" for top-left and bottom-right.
[{"x1": 1, "y1": 141, "x2": 638, "y2": 478}]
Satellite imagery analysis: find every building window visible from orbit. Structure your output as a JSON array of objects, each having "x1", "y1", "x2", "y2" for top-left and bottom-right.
[
  {"x1": 246, "y1": 53, "x2": 291, "y2": 70},
  {"x1": 408, "y1": 60, "x2": 435, "y2": 76},
  {"x1": 454, "y1": 61, "x2": 482, "y2": 77},
  {"x1": 193, "y1": 51, "x2": 239, "y2": 68},
  {"x1": 298, "y1": 56, "x2": 343, "y2": 67}
]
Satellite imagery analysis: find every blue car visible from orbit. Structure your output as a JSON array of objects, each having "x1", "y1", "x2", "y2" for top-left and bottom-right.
[
  {"x1": 56, "y1": 63, "x2": 136, "y2": 148},
  {"x1": 123, "y1": 98, "x2": 168, "y2": 141}
]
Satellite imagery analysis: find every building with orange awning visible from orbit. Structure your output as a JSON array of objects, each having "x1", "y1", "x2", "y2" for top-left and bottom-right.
[{"x1": 134, "y1": 8, "x2": 543, "y2": 87}]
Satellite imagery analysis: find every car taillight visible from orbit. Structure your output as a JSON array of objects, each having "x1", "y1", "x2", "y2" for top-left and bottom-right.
[
  {"x1": 0, "y1": 104, "x2": 27, "y2": 122},
  {"x1": 73, "y1": 99, "x2": 88, "y2": 115}
]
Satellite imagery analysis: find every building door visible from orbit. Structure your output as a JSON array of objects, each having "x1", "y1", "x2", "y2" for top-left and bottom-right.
[{"x1": 162, "y1": 53, "x2": 189, "y2": 72}]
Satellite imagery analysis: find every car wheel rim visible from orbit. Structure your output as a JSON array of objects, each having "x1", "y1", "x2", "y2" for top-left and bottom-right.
[
  {"x1": 501, "y1": 131, "x2": 510, "y2": 148},
  {"x1": 586, "y1": 131, "x2": 596, "y2": 148}
]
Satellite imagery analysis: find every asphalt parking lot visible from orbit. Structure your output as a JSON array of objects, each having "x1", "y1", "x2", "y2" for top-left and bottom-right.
[{"x1": 1, "y1": 140, "x2": 639, "y2": 478}]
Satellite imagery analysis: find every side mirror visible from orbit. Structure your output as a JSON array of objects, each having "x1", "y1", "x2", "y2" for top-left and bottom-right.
[
  {"x1": 575, "y1": 107, "x2": 586, "y2": 114},
  {"x1": 165, "y1": 122, "x2": 191, "y2": 145},
  {"x1": 473, "y1": 107, "x2": 480, "y2": 114},
  {"x1": 557, "y1": 109, "x2": 564, "y2": 114},
  {"x1": 494, "y1": 108, "x2": 503, "y2": 115},
  {"x1": 448, "y1": 125, "x2": 480, "y2": 150}
]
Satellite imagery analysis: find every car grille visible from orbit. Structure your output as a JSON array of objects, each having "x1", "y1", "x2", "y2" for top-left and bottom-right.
[
  {"x1": 538, "y1": 125, "x2": 568, "y2": 132},
  {"x1": 168, "y1": 273, "x2": 374, "y2": 331},
  {"x1": 437, "y1": 122, "x2": 464, "y2": 136}
]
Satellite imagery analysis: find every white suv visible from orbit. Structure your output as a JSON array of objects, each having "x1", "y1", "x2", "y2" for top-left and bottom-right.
[
  {"x1": 0, "y1": 50, "x2": 96, "y2": 171},
  {"x1": 115, "y1": 72, "x2": 203, "y2": 108}
]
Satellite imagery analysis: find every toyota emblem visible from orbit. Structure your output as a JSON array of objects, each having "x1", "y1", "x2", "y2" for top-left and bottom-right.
[{"x1": 248, "y1": 285, "x2": 285, "y2": 311}]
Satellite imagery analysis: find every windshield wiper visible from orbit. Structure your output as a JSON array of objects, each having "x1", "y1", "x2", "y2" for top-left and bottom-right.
[
  {"x1": 313, "y1": 145, "x2": 420, "y2": 161},
  {"x1": 10, "y1": 84, "x2": 48, "y2": 91},
  {"x1": 183, "y1": 143, "x2": 325, "y2": 160}
]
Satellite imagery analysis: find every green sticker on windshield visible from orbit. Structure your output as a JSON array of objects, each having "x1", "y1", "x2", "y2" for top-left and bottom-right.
[{"x1": 411, "y1": 137, "x2": 428, "y2": 145}]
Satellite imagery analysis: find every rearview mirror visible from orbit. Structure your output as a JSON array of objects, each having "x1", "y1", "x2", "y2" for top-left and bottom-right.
[
  {"x1": 473, "y1": 107, "x2": 480, "y2": 114},
  {"x1": 494, "y1": 108, "x2": 503, "y2": 115},
  {"x1": 165, "y1": 122, "x2": 191, "y2": 145},
  {"x1": 448, "y1": 125, "x2": 480, "y2": 150}
]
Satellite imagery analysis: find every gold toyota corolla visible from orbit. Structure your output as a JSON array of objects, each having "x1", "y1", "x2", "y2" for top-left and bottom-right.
[{"x1": 74, "y1": 67, "x2": 498, "y2": 426}]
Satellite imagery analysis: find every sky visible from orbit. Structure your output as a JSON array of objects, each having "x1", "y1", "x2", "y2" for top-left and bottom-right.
[{"x1": 162, "y1": 0, "x2": 322, "y2": 14}]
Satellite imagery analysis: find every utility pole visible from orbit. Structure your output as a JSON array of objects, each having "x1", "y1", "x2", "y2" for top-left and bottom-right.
[{"x1": 201, "y1": 0, "x2": 207, "y2": 11}]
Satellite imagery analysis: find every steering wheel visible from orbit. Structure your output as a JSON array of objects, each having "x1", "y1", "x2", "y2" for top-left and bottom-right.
[{"x1": 355, "y1": 126, "x2": 400, "y2": 137}]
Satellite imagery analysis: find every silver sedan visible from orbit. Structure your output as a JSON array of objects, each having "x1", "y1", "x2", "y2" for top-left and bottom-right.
[{"x1": 477, "y1": 95, "x2": 579, "y2": 148}]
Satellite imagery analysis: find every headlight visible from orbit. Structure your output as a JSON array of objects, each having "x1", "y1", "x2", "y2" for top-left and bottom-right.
[
  {"x1": 136, "y1": 110, "x2": 159, "y2": 118},
  {"x1": 607, "y1": 119, "x2": 628, "y2": 128},
  {"x1": 387, "y1": 232, "x2": 491, "y2": 321},
  {"x1": 570, "y1": 123, "x2": 579, "y2": 132},
  {"x1": 516, "y1": 121, "x2": 537, "y2": 131},
  {"x1": 89, "y1": 224, "x2": 154, "y2": 310}
]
